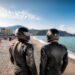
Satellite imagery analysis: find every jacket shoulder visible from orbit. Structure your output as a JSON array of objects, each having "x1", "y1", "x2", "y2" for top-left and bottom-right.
[
  {"x1": 41, "y1": 44, "x2": 49, "y2": 51},
  {"x1": 9, "y1": 41, "x2": 19, "y2": 51},
  {"x1": 59, "y1": 43, "x2": 67, "y2": 51},
  {"x1": 26, "y1": 43, "x2": 34, "y2": 51}
]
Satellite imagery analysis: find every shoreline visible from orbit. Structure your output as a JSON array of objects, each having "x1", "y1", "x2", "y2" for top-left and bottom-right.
[
  {"x1": 32, "y1": 36, "x2": 75, "y2": 60},
  {"x1": 31, "y1": 37, "x2": 75, "y2": 75},
  {"x1": 0, "y1": 38, "x2": 75, "y2": 75}
]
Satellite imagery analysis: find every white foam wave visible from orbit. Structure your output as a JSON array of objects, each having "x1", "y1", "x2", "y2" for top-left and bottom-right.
[
  {"x1": 32, "y1": 36, "x2": 47, "y2": 44},
  {"x1": 68, "y1": 50, "x2": 75, "y2": 60}
]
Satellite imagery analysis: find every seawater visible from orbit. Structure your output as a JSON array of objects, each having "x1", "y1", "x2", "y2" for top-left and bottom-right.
[{"x1": 33, "y1": 36, "x2": 75, "y2": 59}]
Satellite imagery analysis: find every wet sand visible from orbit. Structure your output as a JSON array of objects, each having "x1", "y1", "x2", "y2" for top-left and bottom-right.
[{"x1": 0, "y1": 39, "x2": 75, "y2": 75}]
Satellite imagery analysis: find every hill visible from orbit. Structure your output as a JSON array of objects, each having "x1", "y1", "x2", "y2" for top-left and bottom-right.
[{"x1": 0, "y1": 25, "x2": 75, "y2": 36}]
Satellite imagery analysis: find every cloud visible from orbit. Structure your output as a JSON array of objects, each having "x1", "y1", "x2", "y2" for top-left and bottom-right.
[
  {"x1": 22, "y1": 21, "x2": 54, "y2": 30},
  {"x1": 0, "y1": 7, "x2": 40, "y2": 20},
  {"x1": 58, "y1": 25, "x2": 65, "y2": 31},
  {"x1": 58, "y1": 25, "x2": 75, "y2": 34},
  {"x1": 66, "y1": 27, "x2": 75, "y2": 34}
]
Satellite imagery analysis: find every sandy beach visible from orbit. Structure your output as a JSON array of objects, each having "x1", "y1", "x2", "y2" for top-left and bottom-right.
[{"x1": 0, "y1": 38, "x2": 75, "y2": 75}]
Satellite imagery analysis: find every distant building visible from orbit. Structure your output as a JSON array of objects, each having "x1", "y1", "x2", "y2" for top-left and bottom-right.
[
  {"x1": 0, "y1": 28, "x2": 13, "y2": 35},
  {"x1": 0, "y1": 28, "x2": 15, "y2": 39}
]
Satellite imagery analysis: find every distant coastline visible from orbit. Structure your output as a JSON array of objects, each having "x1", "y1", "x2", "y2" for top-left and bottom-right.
[{"x1": 0, "y1": 25, "x2": 75, "y2": 36}]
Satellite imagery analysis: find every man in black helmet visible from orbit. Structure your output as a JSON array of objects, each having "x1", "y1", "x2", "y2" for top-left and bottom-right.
[
  {"x1": 40, "y1": 29, "x2": 68, "y2": 75},
  {"x1": 9, "y1": 27, "x2": 37, "y2": 75}
]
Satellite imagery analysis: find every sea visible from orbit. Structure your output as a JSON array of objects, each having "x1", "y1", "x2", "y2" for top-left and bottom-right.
[{"x1": 32, "y1": 36, "x2": 75, "y2": 60}]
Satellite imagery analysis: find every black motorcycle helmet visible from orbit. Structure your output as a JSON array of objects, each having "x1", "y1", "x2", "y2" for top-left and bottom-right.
[
  {"x1": 47, "y1": 29, "x2": 59, "y2": 42},
  {"x1": 15, "y1": 27, "x2": 30, "y2": 43}
]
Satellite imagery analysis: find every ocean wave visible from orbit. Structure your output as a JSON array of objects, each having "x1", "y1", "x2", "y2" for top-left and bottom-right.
[
  {"x1": 32, "y1": 36, "x2": 75, "y2": 60},
  {"x1": 68, "y1": 50, "x2": 75, "y2": 60},
  {"x1": 32, "y1": 36, "x2": 47, "y2": 44}
]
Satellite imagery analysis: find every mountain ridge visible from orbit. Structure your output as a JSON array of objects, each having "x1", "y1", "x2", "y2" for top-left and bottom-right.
[{"x1": 0, "y1": 25, "x2": 75, "y2": 36}]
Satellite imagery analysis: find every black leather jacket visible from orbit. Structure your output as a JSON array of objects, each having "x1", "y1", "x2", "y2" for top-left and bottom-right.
[
  {"x1": 9, "y1": 41, "x2": 37, "y2": 75},
  {"x1": 40, "y1": 42, "x2": 68, "y2": 75}
]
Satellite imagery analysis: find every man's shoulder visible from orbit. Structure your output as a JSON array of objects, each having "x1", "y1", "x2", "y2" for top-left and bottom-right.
[
  {"x1": 9, "y1": 41, "x2": 19, "y2": 50},
  {"x1": 27, "y1": 43, "x2": 33, "y2": 47},
  {"x1": 59, "y1": 43, "x2": 67, "y2": 50},
  {"x1": 41, "y1": 43, "x2": 67, "y2": 51},
  {"x1": 26, "y1": 43, "x2": 34, "y2": 50},
  {"x1": 41, "y1": 44, "x2": 49, "y2": 51}
]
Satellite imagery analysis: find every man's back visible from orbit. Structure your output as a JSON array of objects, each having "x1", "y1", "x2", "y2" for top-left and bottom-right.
[
  {"x1": 40, "y1": 42, "x2": 68, "y2": 75},
  {"x1": 9, "y1": 41, "x2": 37, "y2": 75}
]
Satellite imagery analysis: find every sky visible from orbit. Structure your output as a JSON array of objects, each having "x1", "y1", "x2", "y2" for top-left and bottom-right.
[{"x1": 0, "y1": 0, "x2": 75, "y2": 33}]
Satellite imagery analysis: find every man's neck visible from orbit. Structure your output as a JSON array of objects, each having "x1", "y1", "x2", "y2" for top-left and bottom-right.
[{"x1": 50, "y1": 40, "x2": 58, "y2": 43}]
